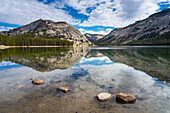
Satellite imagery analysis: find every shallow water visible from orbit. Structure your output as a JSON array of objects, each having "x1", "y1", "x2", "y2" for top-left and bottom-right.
[{"x1": 0, "y1": 47, "x2": 170, "y2": 113}]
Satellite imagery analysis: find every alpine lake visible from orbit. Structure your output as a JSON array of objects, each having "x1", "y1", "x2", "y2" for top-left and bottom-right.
[{"x1": 0, "y1": 46, "x2": 170, "y2": 113}]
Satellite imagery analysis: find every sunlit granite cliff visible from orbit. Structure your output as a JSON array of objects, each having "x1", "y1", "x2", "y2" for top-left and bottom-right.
[
  {"x1": 1, "y1": 19, "x2": 91, "y2": 46},
  {"x1": 98, "y1": 8, "x2": 170, "y2": 45}
]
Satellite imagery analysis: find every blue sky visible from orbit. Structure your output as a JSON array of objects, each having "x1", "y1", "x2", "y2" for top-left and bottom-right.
[{"x1": 0, "y1": 0, "x2": 170, "y2": 34}]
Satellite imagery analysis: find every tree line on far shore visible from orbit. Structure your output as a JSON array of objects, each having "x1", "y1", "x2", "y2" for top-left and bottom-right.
[
  {"x1": 126, "y1": 32, "x2": 170, "y2": 45},
  {"x1": 0, "y1": 34, "x2": 73, "y2": 46}
]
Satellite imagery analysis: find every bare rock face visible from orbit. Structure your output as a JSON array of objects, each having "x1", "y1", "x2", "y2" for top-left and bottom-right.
[
  {"x1": 32, "y1": 79, "x2": 44, "y2": 85},
  {"x1": 84, "y1": 33, "x2": 105, "y2": 43},
  {"x1": 96, "y1": 93, "x2": 113, "y2": 101},
  {"x1": 1, "y1": 19, "x2": 91, "y2": 46},
  {"x1": 116, "y1": 93, "x2": 136, "y2": 103},
  {"x1": 59, "y1": 87, "x2": 72, "y2": 93},
  {"x1": 98, "y1": 8, "x2": 170, "y2": 45}
]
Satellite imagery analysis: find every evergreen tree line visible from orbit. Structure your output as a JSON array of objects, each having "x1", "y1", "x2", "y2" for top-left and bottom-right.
[
  {"x1": 126, "y1": 32, "x2": 170, "y2": 45},
  {"x1": 0, "y1": 34, "x2": 73, "y2": 46}
]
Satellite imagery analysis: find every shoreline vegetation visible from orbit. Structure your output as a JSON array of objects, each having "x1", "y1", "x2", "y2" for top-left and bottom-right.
[
  {"x1": 0, "y1": 34, "x2": 73, "y2": 47},
  {"x1": 1, "y1": 45, "x2": 170, "y2": 50},
  {"x1": 0, "y1": 45, "x2": 73, "y2": 49},
  {"x1": 0, "y1": 32, "x2": 169, "y2": 49}
]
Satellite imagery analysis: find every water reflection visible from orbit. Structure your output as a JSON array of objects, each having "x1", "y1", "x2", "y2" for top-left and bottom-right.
[
  {"x1": 0, "y1": 47, "x2": 87, "y2": 71},
  {"x1": 0, "y1": 47, "x2": 170, "y2": 113},
  {"x1": 1, "y1": 47, "x2": 169, "y2": 82},
  {"x1": 99, "y1": 47, "x2": 170, "y2": 83}
]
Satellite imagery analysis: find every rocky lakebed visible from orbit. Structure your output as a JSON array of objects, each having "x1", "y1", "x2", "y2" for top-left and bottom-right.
[{"x1": 0, "y1": 47, "x2": 169, "y2": 113}]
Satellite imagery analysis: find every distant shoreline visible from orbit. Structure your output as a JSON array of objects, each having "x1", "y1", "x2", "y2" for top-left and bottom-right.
[
  {"x1": 0, "y1": 45, "x2": 71, "y2": 49},
  {"x1": 1, "y1": 45, "x2": 170, "y2": 49},
  {"x1": 0, "y1": 45, "x2": 95, "y2": 49}
]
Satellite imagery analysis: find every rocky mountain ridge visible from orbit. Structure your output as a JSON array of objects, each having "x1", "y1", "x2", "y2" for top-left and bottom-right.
[
  {"x1": 98, "y1": 8, "x2": 170, "y2": 45},
  {"x1": 1, "y1": 19, "x2": 91, "y2": 46},
  {"x1": 84, "y1": 33, "x2": 105, "y2": 43}
]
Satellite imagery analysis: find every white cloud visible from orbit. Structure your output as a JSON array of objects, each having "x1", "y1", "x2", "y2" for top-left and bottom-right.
[
  {"x1": 0, "y1": 0, "x2": 169, "y2": 28},
  {"x1": 79, "y1": 28, "x2": 112, "y2": 35},
  {"x1": 0, "y1": 0, "x2": 80, "y2": 25},
  {"x1": 65, "y1": 0, "x2": 170, "y2": 27},
  {"x1": 64, "y1": 0, "x2": 107, "y2": 15},
  {"x1": 0, "y1": 26, "x2": 13, "y2": 31},
  {"x1": 157, "y1": 0, "x2": 170, "y2": 5}
]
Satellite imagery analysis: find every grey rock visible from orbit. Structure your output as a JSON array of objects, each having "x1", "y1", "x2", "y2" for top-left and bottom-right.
[
  {"x1": 1, "y1": 19, "x2": 91, "y2": 46},
  {"x1": 84, "y1": 33, "x2": 105, "y2": 43},
  {"x1": 116, "y1": 93, "x2": 136, "y2": 103},
  {"x1": 98, "y1": 8, "x2": 170, "y2": 44}
]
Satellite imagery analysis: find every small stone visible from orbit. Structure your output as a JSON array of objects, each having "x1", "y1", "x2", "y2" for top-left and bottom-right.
[
  {"x1": 109, "y1": 88, "x2": 119, "y2": 94},
  {"x1": 30, "y1": 78, "x2": 33, "y2": 80},
  {"x1": 116, "y1": 93, "x2": 136, "y2": 103},
  {"x1": 32, "y1": 79, "x2": 44, "y2": 85},
  {"x1": 97, "y1": 93, "x2": 113, "y2": 101},
  {"x1": 59, "y1": 87, "x2": 71, "y2": 93}
]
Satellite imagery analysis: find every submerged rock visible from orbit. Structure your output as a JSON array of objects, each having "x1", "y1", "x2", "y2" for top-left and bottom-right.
[
  {"x1": 109, "y1": 88, "x2": 119, "y2": 94},
  {"x1": 32, "y1": 79, "x2": 44, "y2": 85},
  {"x1": 136, "y1": 94, "x2": 149, "y2": 101},
  {"x1": 97, "y1": 93, "x2": 113, "y2": 101},
  {"x1": 59, "y1": 87, "x2": 72, "y2": 93},
  {"x1": 116, "y1": 93, "x2": 136, "y2": 103}
]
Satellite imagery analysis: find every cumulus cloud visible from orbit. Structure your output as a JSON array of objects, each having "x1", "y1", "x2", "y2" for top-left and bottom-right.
[
  {"x1": 0, "y1": 0, "x2": 169, "y2": 28},
  {"x1": 0, "y1": 0, "x2": 80, "y2": 25},
  {"x1": 79, "y1": 28, "x2": 112, "y2": 35},
  {"x1": 64, "y1": 0, "x2": 106, "y2": 15},
  {"x1": 65, "y1": 0, "x2": 170, "y2": 27},
  {"x1": 0, "y1": 26, "x2": 13, "y2": 31}
]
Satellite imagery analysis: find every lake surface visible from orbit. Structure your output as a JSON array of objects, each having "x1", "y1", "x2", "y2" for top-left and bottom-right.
[{"x1": 0, "y1": 46, "x2": 170, "y2": 113}]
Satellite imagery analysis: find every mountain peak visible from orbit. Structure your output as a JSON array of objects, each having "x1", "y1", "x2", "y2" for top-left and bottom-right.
[
  {"x1": 162, "y1": 8, "x2": 170, "y2": 12},
  {"x1": 148, "y1": 8, "x2": 170, "y2": 19},
  {"x1": 56, "y1": 21, "x2": 68, "y2": 24},
  {"x1": 1, "y1": 20, "x2": 91, "y2": 46},
  {"x1": 32, "y1": 19, "x2": 69, "y2": 25},
  {"x1": 98, "y1": 8, "x2": 170, "y2": 45},
  {"x1": 84, "y1": 33, "x2": 105, "y2": 43}
]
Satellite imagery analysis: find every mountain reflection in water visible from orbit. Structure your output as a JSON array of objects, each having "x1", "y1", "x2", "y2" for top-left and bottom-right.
[
  {"x1": 0, "y1": 47, "x2": 87, "y2": 71},
  {"x1": 1, "y1": 47, "x2": 169, "y2": 82},
  {"x1": 0, "y1": 47, "x2": 170, "y2": 113}
]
